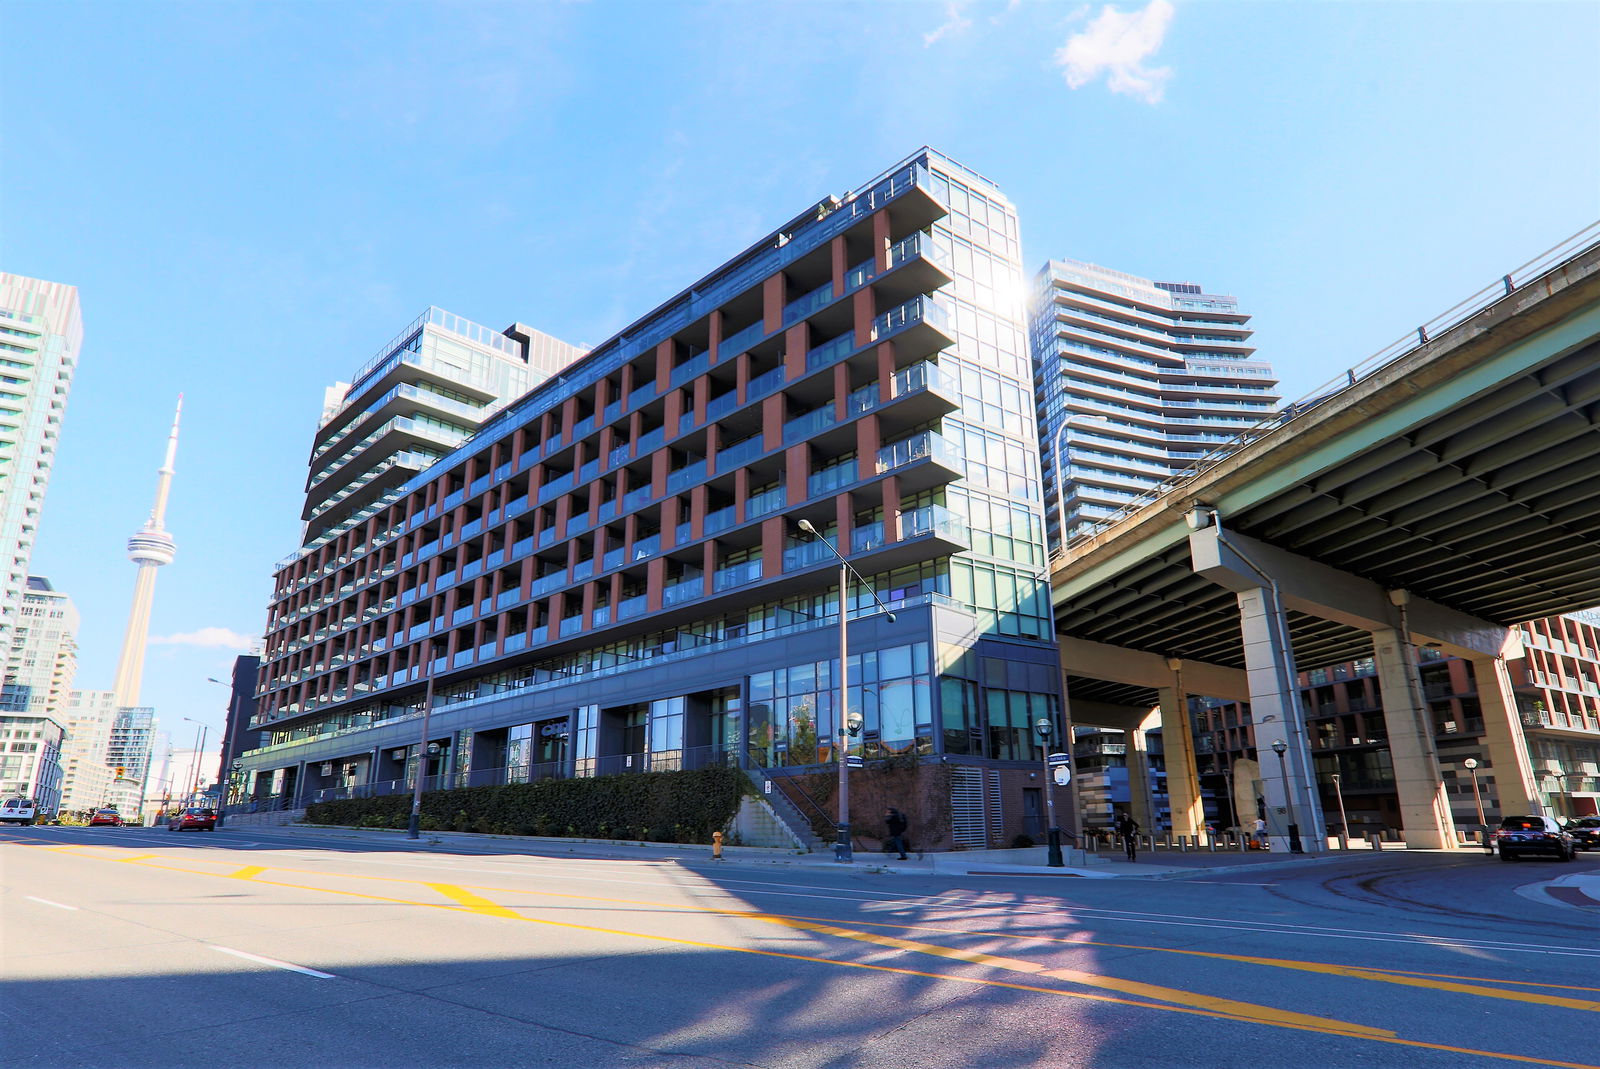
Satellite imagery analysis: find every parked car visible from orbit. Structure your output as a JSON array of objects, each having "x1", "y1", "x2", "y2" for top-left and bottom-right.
[
  {"x1": 167, "y1": 807, "x2": 217, "y2": 832},
  {"x1": 88, "y1": 808, "x2": 123, "y2": 827},
  {"x1": 1564, "y1": 816, "x2": 1600, "y2": 852},
  {"x1": 1493, "y1": 815, "x2": 1575, "y2": 862}
]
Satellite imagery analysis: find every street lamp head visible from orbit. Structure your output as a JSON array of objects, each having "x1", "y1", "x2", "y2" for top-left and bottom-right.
[
  {"x1": 1464, "y1": 758, "x2": 1478, "y2": 770},
  {"x1": 231, "y1": 761, "x2": 242, "y2": 772},
  {"x1": 1034, "y1": 716, "x2": 1052, "y2": 741},
  {"x1": 845, "y1": 710, "x2": 864, "y2": 737},
  {"x1": 798, "y1": 519, "x2": 819, "y2": 536},
  {"x1": 1330, "y1": 773, "x2": 1340, "y2": 784},
  {"x1": 1270, "y1": 739, "x2": 1287, "y2": 755}
]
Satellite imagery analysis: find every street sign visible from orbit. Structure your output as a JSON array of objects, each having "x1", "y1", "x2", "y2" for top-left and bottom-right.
[
  {"x1": 1052, "y1": 766, "x2": 1071, "y2": 786},
  {"x1": 1047, "y1": 752, "x2": 1070, "y2": 767},
  {"x1": 846, "y1": 756, "x2": 863, "y2": 768}
]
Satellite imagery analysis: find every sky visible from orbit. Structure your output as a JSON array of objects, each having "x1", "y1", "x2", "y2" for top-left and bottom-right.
[{"x1": 4, "y1": 0, "x2": 1598, "y2": 758}]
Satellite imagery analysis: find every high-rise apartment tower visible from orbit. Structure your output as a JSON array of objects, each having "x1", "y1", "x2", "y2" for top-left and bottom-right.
[
  {"x1": 0, "y1": 275, "x2": 80, "y2": 641},
  {"x1": 1030, "y1": 261, "x2": 1276, "y2": 550}
]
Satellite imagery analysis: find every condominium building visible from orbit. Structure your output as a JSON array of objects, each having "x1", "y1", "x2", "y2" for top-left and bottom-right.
[
  {"x1": 0, "y1": 712, "x2": 64, "y2": 814},
  {"x1": 303, "y1": 308, "x2": 584, "y2": 549},
  {"x1": 244, "y1": 148, "x2": 1062, "y2": 850},
  {"x1": 60, "y1": 688, "x2": 116, "y2": 813},
  {"x1": 2, "y1": 577, "x2": 78, "y2": 719},
  {"x1": 104, "y1": 701, "x2": 155, "y2": 815},
  {"x1": 0, "y1": 275, "x2": 80, "y2": 640},
  {"x1": 1029, "y1": 261, "x2": 1274, "y2": 548}
]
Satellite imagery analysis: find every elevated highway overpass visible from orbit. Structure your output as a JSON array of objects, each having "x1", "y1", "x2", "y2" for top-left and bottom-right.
[{"x1": 1051, "y1": 226, "x2": 1600, "y2": 850}]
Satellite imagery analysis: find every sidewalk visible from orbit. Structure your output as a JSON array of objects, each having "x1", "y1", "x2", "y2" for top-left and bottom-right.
[{"x1": 255, "y1": 822, "x2": 1434, "y2": 880}]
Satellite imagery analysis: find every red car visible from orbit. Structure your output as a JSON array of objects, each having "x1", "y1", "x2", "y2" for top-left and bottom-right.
[
  {"x1": 167, "y1": 807, "x2": 217, "y2": 832},
  {"x1": 88, "y1": 808, "x2": 123, "y2": 827}
]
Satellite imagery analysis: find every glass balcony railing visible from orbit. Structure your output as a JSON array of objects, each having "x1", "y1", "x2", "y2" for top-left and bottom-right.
[
  {"x1": 747, "y1": 364, "x2": 785, "y2": 399},
  {"x1": 784, "y1": 281, "x2": 834, "y2": 326},
  {"x1": 666, "y1": 459, "x2": 707, "y2": 495},
  {"x1": 715, "y1": 435, "x2": 764, "y2": 471},
  {"x1": 877, "y1": 431, "x2": 963, "y2": 476},
  {"x1": 784, "y1": 405, "x2": 837, "y2": 444},
  {"x1": 704, "y1": 504, "x2": 737, "y2": 536},
  {"x1": 669, "y1": 348, "x2": 711, "y2": 389},
  {"x1": 806, "y1": 333, "x2": 854, "y2": 372},
  {"x1": 713, "y1": 559, "x2": 763, "y2": 591},
  {"x1": 663, "y1": 578, "x2": 703, "y2": 606},
  {"x1": 746, "y1": 485, "x2": 786, "y2": 518},
  {"x1": 851, "y1": 521, "x2": 886, "y2": 554},
  {"x1": 808, "y1": 458, "x2": 858, "y2": 497},
  {"x1": 873, "y1": 294, "x2": 949, "y2": 343},
  {"x1": 719, "y1": 319, "x2": 765, "y2": 359},
  {"x1": 901, "y1": 503, "x2": 968, "y2": 543},
  {"x1": 783, "y1": 540, "x2": 834, "y2": 570}
]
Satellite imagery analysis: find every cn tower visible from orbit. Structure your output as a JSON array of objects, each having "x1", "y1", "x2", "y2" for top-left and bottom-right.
[{"x1": 110, "y1": 397, "x2": 182, "y2": 707}]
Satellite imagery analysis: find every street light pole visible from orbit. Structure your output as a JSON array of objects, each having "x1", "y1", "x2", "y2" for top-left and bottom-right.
[
  {"x1": 1330, "y1": 771, "x2": 1350, "y2": 846},
  {"x1": 1552, "y1": 771, "x2": 1569, "y2": 822},
  {"x1": 407, "y1": 639, "x2": 438, "y2": 841},
  {"x1": 798, "y1": 519, "x2": 894, "y2": 864},
  {"x1": 1463, "y1": 757, "x2": 1488, "y2": 850},
  {"x1": 1270, "y1": 738, "x2": 1303, "y2": 853},
  {"x1": 180, "y1": 716, "x2": 207, "y2": 809},
  {"x1": 1035, "y1": 717, "x2": 1064, "y2": 867}
]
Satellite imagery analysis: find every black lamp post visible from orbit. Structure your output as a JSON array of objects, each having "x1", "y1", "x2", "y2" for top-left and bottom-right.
[
  {"x1": 1035, "y1": 717, "x2": 1065, "y2": 867},
  {"x1": 1464, "y1": 757, "x2": 1489, "y2": 851},
  {"x1": 1270, "y1": 738, "x2": 1303, "y2": 854}
]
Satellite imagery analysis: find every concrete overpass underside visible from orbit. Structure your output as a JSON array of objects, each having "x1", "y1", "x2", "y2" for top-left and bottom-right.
[{"x1": 1052, "y1": 234, "x2": 1600, "y2": 851}]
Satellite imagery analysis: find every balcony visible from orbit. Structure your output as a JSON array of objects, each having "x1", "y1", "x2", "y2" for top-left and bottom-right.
[
  {"x1": 876, "y1": 430, "x2": 964, "y2": 493},
  {"x1": 718, "y1": 319, "x2": 766, "y2": 360},
  {"x1": 871, "y1": 295, "x2": 953, "y2": 353}
]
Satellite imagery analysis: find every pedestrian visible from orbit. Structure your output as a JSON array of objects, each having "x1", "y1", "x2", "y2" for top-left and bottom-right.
[
  {"x1": 1115, "y1": 809, "x2": 1139, "y2": 861},
  {"x1": 1253, "y1": 816, "x2": 1268, "y2": 849},
  {"x1": 884, "y1": 806, "x2": 909, "y2": 860}
]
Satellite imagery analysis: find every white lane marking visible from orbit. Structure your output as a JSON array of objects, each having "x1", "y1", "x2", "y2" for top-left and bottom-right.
[
  {"x1": 212, "y1": 946, "x2": 335, "y2": 978},
  {"x1": 25, "y1": 896, "x2": 78, "y2": 910}
]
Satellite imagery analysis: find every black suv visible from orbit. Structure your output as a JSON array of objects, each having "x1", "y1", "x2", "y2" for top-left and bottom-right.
[
  {"x1": 1564, "y1": 816, "x2": 1600, "y2": 852},
  {"x1": 1493, "y1": 815, "x2": 1575, "y2": 862}
]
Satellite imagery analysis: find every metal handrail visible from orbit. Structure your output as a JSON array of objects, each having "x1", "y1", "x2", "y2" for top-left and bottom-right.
[{"x1": 1057, "y1": 220, "x2": 1600, "y2": 558}]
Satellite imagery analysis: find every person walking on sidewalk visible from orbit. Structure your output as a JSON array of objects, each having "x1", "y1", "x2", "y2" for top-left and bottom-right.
[
  {"x1": 1115, "y1": 810, "x2": 1140, "y2": 861},
  {"x1": 884, "y1": 807, "x2": 910, "y2": 860}
]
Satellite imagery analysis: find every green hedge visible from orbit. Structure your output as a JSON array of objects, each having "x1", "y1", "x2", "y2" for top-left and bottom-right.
[{"x1": 303, "y1": 765, "x2": 745, "y2": 844}]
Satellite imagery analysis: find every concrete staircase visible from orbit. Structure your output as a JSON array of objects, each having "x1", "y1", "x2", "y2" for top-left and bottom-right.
[{"x1": 740, "y1": 767, "x2": 825, "y2": 852}]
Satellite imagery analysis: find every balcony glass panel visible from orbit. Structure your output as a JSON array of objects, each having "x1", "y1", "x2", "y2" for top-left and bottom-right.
[
  {"x1": 706, "y1": 391, "x2": 739, "y2": 421},
  {"x1": 704, "y1": 505, "x2": 736, "y2": 536},
  {"x1": 746, "y1": 484, "x2": 786, "y2": 519},
  {"x1": 602, "y1": 547, "x2": 625, "y2": 571},
  {"x1": 719, "y1": 320, "x2": 764, "y2": 358},
  {"x1": 669, "y1": 348, "x2": 711, "y2": 388},
  {"x1": 714, "y1": 560, "x2": 764, "y2": 590},
  {"x1": 636, "y1": 426, "x2": 665, "y2": 455},
  {"x1": 632, "y1": 533, "x2": 660, "y2": 560},
  {"x1": 663, "y1": 577, "x2": 703, "y2": 605},
  {"x1": 783, "y1": 540, "x2": 833, "y2": 570},
  {"x1": 901, "y1": 503, "x2": 968, "y2": 543},
  {"x1": 785, "y1": 405, "x2": 838, "y2": 444},
  {"x1": 618, "y1": 594, "x2": 648, "y2": 620},
  {"x1": 850, "y1": 521, "x2": 886, "y2": 554},
  {"x1": 747, "y1": 364, "x2": 784, "y2": 399},
  {"x1": 784, "y1": 281, "x2": 834, "y2": 326},
  {"x1": 666, "y1": 459, "x2": 706, "y2": 495},
  {"x1": 623, "y1": 486, "x2": 653, "y2": 512},
  {"x1": 806, "y1": 333, "x2": 853, "y2": 372},
  {"x1": 876, "y1": 431, "x2": 962, "y2": 476},
  {"x1": 808, "y1": 458, "x2": 858, "y2": 497},
  {"x1": 715, "y1": 435, "x2": 764, "y2": 471},
  {"x1": 559, "y1": 616, "x2": 583, "y2": 637}
]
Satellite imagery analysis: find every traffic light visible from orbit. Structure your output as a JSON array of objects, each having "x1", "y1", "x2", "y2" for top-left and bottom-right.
[{"x1": 115, "y1": 766, "x2": 126, "y2": 778}]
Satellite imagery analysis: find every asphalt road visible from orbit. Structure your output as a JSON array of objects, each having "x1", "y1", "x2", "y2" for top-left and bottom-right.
[{"x1": 3, "y1": 825, "x2": 1597, "y2": 1069}]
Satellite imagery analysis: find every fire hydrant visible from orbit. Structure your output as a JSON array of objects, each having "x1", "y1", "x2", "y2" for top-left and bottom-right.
[{"x1": 712, "y1": 830, "x2": 724, "y2": 860}]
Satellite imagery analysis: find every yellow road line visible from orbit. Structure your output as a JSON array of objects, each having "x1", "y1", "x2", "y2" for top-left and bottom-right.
[
  {"x1": 35, "y1": 849, "x2": 1600, "y2": 1067},
  {"x1": 755, "y1": 913, "x2": 1392, "y2": 1037},
  {"x1": 427, "y1": 883, "x2": 523, "y2": 919},
  {"x1": 228, "y1": 866, "x2": 267, "y2": 880}
]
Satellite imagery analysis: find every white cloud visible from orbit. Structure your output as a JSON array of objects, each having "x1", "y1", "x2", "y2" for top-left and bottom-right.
[
  {"x1": 1053, "y1": 0, "x2": 1175, "y2": 105},
  {"x1": 150, "y1": 627, "x2": 257, "y2": 650},
  {"x1": 924, "y1": 2, "x2": 973, "y2": 46}
]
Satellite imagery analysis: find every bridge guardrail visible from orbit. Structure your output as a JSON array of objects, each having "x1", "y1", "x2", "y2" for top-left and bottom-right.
[{"x1": 1058, "y1": 220, "x2": 1600, "y2": 558}]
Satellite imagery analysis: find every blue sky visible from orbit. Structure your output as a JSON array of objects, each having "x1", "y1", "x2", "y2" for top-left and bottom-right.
[{"x1": 4, "y1": 0, "x2": 1597, "y2": 760}]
